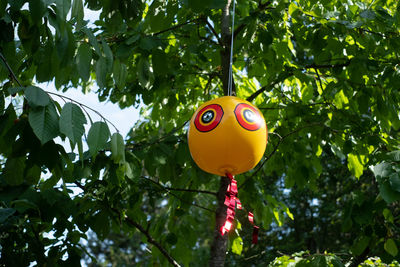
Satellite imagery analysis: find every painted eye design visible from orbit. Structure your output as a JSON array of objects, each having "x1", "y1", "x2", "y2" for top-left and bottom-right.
[
  {"x1": 234, "y1": 103, "x2": 262, "y2": 131},
  {"x1": 194, "y1": 104, "x2": 224, "y2": 132}
]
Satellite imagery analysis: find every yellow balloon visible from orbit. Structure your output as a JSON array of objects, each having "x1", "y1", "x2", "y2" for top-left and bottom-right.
[{"x1": 188, "y1": 96, "x2": 267, "y2": 176}]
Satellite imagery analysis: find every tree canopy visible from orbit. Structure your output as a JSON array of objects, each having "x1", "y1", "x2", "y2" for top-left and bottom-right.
[{"x1": 0, "y1": 0, "x2": 400, "y2": 266}]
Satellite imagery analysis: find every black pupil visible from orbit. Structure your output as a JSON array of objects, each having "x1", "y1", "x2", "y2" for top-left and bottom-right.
[
  {"x1": 202, "y1": 110, "x2": 214, "y2": 123},
  {"x1": 244, "y1": 109, "x2": 256, "y2": 122}
]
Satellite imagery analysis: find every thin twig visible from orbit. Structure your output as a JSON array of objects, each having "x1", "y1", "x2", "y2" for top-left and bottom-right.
[
  {"x1": 46, "y1": 91, "x2": 120, "y2": 133},
  {"x1": 142, "y1": 176, "x2": 214, "y2": 212},
  {"x1": 246, "y1": 71, "x2": 294, "y2": 102},
  {"x1": 145, "y1": 177, "x2": 217, "y2": 196},
  {"x1": 204, "y1": 17, "x2": 224, "y2": 47},
  {"x1": 127, "y1": 120, "x2": 189, "y2": 150},
  {"x1": 120, "y1": 213, "x2": 181, "y2": 267},
  {"x1": 239, "y1": 122, "x2": 324, "y2": 189},
  {"x1": 0, "y1": 51, "x2": 22, "y2": 86},
  {"x1": 314, "y1": 67, "x2": 324, "y2": 91},
  {"x1": 153, "y1": 19, "x2": 199, "y2": 36}
]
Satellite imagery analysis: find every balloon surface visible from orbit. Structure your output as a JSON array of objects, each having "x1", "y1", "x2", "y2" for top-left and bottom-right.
[{"x1": 188, "y1": 96, "x2": 267, "y2": 176}]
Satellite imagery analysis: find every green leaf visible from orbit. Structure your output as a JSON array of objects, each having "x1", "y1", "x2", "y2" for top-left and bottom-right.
[
  {"x1": 76, "y1": 42, "x2": 92, "y2": 82},
  {"x1": 55, "y1": 0, "x2": 71, "y2": 19},
  {"x1": 333, "y1": 90, "x2": 349, "y2": 109},
  {"x1": 389, "y1": 173, "x2": 400, "y2": 192},
  {"x1": 101, "y1": 39, "x2": 113, "y2": 72},
  {"x1": 24, "y1": 86, "x2": 50, "y2": 107},
  {"x1": 112, "y1": 59, "x2": 127, "y2": 89},
  {"x1": 0, "y1": 208, "x2": 16, "y2": 223},
  {"x1": 360, "y1": 10, "x2": 376, "y2": 20},
  {"x1": 379, "y1": 181, "x2": 400, "y2": 203},
  {"x1": 28, "y1": 103, "x2": 60, "y2": 144},
  {"x1": 96, "y1": 57, "x2": 107, "y2": 88},
  {"x1": 152, "y1": 49, "x2": 168, "y2": 76},
  {"x1": 111, "y1": 132, "x2": 125, "y2": 164},
  {"x1": 347, "y1": 153, "x2": 364, "y2": 178},
  {"x1": 384, "y1": 239, "x2": 398, "y2": 257},
  {"x1": 231, "y1": 236, "x2": 243, "y2": 255},
  {"x1": 90, "y1": 210, "x2": 110, "y2": 240},
  {"x1": 3, "y1": 157, "x2": 25, "y2": 185},
  {"x1": 7, "y1": 86, "x2": 24, "y2": 96},
  {"x1": 59, "y1": 102, "x2": 87, "y2": 145},
  {"x1": 373, "y1": 162, "x2": 392, "y2": 180},
  {"x1": 387, "y1": 150, "x2": 400, "y2": 161},
  {"x1": 87, "y1": 121, "x2": 110, "y2": 156},
  {"x1": 352, "y1": 236, "x2": 370, "y2": 256},
  {"x1": 165, "y1": 233, "x2": 178, "y2": 245},
  {"x1": 137, "y1": 56, "x2": 153, "y2": 90},
  {"x1": 82, "y1": 27, "x2": 102, "y2": 56},
  {"x1": 25, "y1": 165, "x2": 41, "y2": 185},
  {"x1": 71, "y1": 0, "x2": 84, "y2": 29}
]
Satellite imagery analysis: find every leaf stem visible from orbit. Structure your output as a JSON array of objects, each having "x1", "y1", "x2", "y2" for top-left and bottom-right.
[{"x1": 0, "y1": 51, "x2": 22, "y2": 86}]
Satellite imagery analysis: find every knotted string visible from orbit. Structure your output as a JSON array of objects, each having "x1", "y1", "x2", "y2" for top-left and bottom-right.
[{"x1": 220, "y1": 173, "x2": 259, "y2": 244}]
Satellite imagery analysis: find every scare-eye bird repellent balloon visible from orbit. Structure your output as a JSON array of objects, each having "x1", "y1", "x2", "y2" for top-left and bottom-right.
[
  {"x1": 187, "y1": 96, "x2": 268, "y2": 242},
  {"x1": 188, "y1": 96, "x2": 268, "y2": 176}
]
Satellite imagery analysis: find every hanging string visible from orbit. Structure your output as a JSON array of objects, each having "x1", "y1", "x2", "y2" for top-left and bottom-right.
[{"x1": 227, "y1": 0, "x2": 236, "y2": 96}]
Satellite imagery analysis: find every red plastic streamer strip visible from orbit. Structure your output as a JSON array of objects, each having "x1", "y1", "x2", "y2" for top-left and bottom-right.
[{"x1": 220, "y1": 173, "x2": 259, "y2": 244}]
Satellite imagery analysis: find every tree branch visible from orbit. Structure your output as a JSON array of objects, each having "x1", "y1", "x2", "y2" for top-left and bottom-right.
[
  {"x1": 246, "y1": 70, "x2": 294, "y2": 102},
  {"x1": 127, "y1": 120, "x2": 189, "y2": 150},
  {"x1": 123, "y1": 216, "x2": 181, "y2": 267},
  {"x1": 152, "y1": 18, "x2": 200, "y2": 36},
  {"x1": 305, "y1": 60, "x2": 351, "y2": 69},
  {"x1": 142, "y1": 176, "x2": 217, "y2": 196},
  {"x1": 204, "y1": 17, "x2": 224, "y2": 47},
  {"x1": 0, "y1": 51, "x2": 22, "y2": 86},
  {"x1": 239, "y1": 122, "x2": 327, "y2": 189},
  {"x1": 141, "y1": 176, "x2": 215, "y2": 212}
]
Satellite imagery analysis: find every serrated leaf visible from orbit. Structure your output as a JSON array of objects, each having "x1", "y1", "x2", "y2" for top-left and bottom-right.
[
  {"x1": 231, "y1": 236, "x2": 243, "y2": 255},
  {"x1": 59, "y1": 102, "x2": 87, "y2": 145},
  {"x1": 101, "y1": 39, "x2": 113, "y2": 72},
  {"x1": 82, "y1": 27, "x2": 101, "y2": 56},
  {"x1": 96, "y1": 57, "x2": 107, "y2": 88},
  {"x1": 24, "y1": 86, "x2": 50, "y2": 107},
  {"x1": 347, "y1": 153, "x2": 363, "y2": 178},
  {"x1": 4, "y1": 157, "x2": 26, "y2": 185},
  {"x1": 28, "y1": 104, "x2": 60, "y2": 144},
  {"x1": 76, "y1": 42, "x2": 92, "y2": 82},
  {"x1": 111, "y1": 132, "x2": 125, "y2": 164},
  {"x1": 71, "y1": 0, "x2": 84, "y2": 29},
  {"x1": 384, "y1": 239, "x2": 398, "y2": 256},
  {"x1": 0, "y1": 208, "x2": 16, "y2": 223},
  {"x1": 87, "y1": 121, "x2": 110, "y2": 156},
  {"x1": 113, "y1": 59, "x2": 127, "y2": 89}
]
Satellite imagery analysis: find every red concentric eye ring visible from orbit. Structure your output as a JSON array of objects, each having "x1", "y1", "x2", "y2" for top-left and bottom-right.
[
  {"x1": 194, "y1": 104, "x2": 224, "y2": 132},
  {"x1": 234, "y1": 103, "x2": 262, "y2": 131}
]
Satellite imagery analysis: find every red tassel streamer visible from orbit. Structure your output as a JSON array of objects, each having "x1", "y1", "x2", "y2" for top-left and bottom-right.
[{"x1": 220, "y1": 173, "x2": 259, "y2": 244}]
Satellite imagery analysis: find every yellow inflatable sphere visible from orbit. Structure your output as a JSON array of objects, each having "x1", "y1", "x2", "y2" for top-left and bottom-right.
[{"x1": 188, "y1": 96, "x2": 267, "y2": 176}]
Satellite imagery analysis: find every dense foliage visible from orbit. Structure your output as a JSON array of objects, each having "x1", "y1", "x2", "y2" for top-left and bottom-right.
[{"x1": 0, "y1": 0, "x2": 400, "y2": 266}]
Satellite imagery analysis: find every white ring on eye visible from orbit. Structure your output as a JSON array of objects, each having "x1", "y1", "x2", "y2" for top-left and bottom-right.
[{"x1": 202, "y1": 110, "x2": 214, "y2": 123}]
